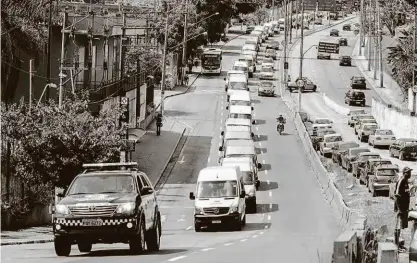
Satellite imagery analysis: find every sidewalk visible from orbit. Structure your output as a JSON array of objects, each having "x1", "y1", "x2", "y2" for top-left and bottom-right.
[{"x1": 1, "y1": 226, "x2": 53, "y2": 246}]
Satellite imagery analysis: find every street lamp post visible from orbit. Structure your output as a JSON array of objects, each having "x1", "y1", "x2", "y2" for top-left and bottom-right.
[
  {"x1": 298, "y1": 0, "x2": 305, "y2": 113},
  {"x1": 160, "y1": 3, "x2": 169, "y2": 116},
  {"x1": 181, "y1": 0, "x2": 189, "y2": 86}
]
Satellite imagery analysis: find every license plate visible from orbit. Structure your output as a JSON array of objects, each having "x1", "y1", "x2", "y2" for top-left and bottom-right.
[
  {"x1": 82, "y1": 219, "x2": 103, "y2": 226},
  {"x1": 212, "y1": 220, "x2": 221, "y2": 224}
]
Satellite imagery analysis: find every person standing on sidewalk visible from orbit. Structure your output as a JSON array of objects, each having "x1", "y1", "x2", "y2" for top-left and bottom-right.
[
  {"x1": 394, "y1": 166, "x2": 413, "y2": 252},
  {"x1": 156, "y1": 112, "x2": 163, "y2": 136}
]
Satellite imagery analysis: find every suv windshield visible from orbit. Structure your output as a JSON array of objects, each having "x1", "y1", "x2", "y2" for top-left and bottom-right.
[
  {"x1": 229, "y1": 113, "x2": 251, "y2": 119},
  {"x1": 67, "y1": 174, "x2": 135, "y2": 195},
  {"x1": 196, "y1": 181, "x2": 237, "y2": 198},
  {"x1": 261, "y1": 82, "x2": 273, "y2": 87},
  {"x1": 359, "y1": 155, "x2": 380, "y2": 162},
  {"x1": 230, "y1": 100, "x2": 250, "y2": 106},
  {"x1": 242, "y1": 171, "x2": 254, "y2": 185},
  {"x1": 363, "y1": 125, "x2": 377, "y2": 131},
  {"x1": 234, "y1": 66, "x2": 247, "y2": 72},
  {"x1": 315, "y1": 119, "x2": 331, "y2": 124}
]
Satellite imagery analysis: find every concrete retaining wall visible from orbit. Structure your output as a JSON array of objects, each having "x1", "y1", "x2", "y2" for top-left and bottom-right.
[
  {"x1": 371, "y1": 98, "x2": 417, "y2": 138},
  {"x1": 323, "y1": 93, "x2": 351, "y2": 116},
  {"x1": 293, "y1": 113, "x2": 367, "y2": 231}
]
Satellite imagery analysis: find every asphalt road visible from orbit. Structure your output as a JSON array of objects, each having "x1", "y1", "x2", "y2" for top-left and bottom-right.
[
  {"x1": 287, "y1": 19, "x2": 417, "y2": 171},
  {"x1": 2, "y1": 26, "x2": 341, "y2": 263}
]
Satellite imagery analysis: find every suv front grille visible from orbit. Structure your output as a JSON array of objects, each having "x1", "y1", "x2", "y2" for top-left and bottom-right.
[
  {"x1": 69, "y1": 204, "x2": 118, "y2": 217},
  {"x1": 203, "y1": 207, "x2": 229, "y2": 215}
]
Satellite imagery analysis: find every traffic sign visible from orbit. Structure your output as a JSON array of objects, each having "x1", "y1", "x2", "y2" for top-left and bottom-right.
[
  {"x1": 318, "y1": 41, "x2": 340, "y2": 54},
  {"x1": 296, "y1": 79, "x2": 305, "y2": 87},
  {"x1": 121, "y1": 97, "x2": 128, "y2": 105}
]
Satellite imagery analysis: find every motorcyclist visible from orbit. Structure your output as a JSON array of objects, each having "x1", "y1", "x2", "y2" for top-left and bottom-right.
[{"x1": 277, "y1": 114, "x2": 285, "y2": 124}]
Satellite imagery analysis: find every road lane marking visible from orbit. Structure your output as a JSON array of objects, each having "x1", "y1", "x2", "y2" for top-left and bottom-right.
[
  {"x1": 265, "y1": 170, "x2": 268, "y2": 175},
  {"x1": 269, "y1": 191, "x2": 272, "y2": 197},
  {"x1": 224, "y1": 243, "x2": 233, "y2": 246},
  {"x1": 201, "y1": 248, "x2": 215, "y2": 252},
  {"x1": 269, "y1": 203, "x2": 273, "y2": 210},
  {"x1": 265, "y1": 225, "x2": 269, "y2": 229},
  {"x1": 256, "y1": 126, "x2": 259, "y2": 131},
  {"x1": 259, "y1": 142, "x2": 262, "y2": 147},
  {"x1": 267, "y1": 215, "x2": 271, "y2": 221},
  {"x1": 161, "y1": 215, "x2": 167, "y2": 223},
  {"x1": 267, "y1": 179, "x2": 270, "y2": 184},
  {"x1": 186, "y1": 226, "x2": 192, "y2": 230},
  {"x1": 260, "y1": 231, "x2": 264, "y2": 235},
  {"x1": 221, "y1": 111, "x2": 223, "y2": 116},
  {"x1": 253, "y1": 235, "x2": 258, "y2": 238},
  {"x1": 168, "y1": 256, "x2": 187, "y2": 262},
  {"x1": 241, "y1": 239, "x2": 247, "y2": 242},
  {"x1": 262, "y1": 160, "x2": 265, "y2": 164},
  {"x1": 177, "y1": 219, "x2": 185, "y2": 222}
]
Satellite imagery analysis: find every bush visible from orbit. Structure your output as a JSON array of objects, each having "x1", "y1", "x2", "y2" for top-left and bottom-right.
[{"x1": 1, "y1": 95, "x2": 126, "y2": 218}]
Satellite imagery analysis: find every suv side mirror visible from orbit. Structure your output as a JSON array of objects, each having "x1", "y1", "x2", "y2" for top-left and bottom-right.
[
  {"x1": 189, "y1": 192, "x2": 195, "y2": 200},
  {"x1": 224, "y1": 77, "x2": 226, "y2": 81},
  {"x1": 226, "y1": 106, "x2": 229, "y2": 110},
  {"x1": 219, "y1": 146, "x2": 223, "y2": 151},
  {"x1": 251, "y1": 106, "x2": 254, "y2": 110},
  {"x1": 57, "y1": 192, "x2": 65, "y2": 198},
  {"x1": 141, "y1": 186, "x2": 154, "y2": 196},
  {"x1": 240, "y1": 191, "x2": 246, "y2": 198},
  {"x1": 252, "y1": 120, "x2": 256, "y2": 124},
  {"x1": 221, "y1": 131, "x2": 224, "y2": 136}
]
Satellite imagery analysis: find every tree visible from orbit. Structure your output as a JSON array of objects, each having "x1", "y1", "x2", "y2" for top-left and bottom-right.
[
  {"x1": 195, "y1": 0, "x2": 236, "y2": 43},
  {"x1": 1, "y1": 0, "x2": 59, "y2": 103},
  {"x1": 235, "y1": 3, "x2": 258, "y2": 14},
  {"x1": 124, "y1": 46, "x2": 164, "y2": 83},
  {"x1": 241, "y1": 7, "x2": 269, "y2": 25},
  {"x1": 386, "y1": 27, "x2": 417, "y2": 96},
  {"x1": 379, "y1": 0, "x2": 414, "y2": 36}
]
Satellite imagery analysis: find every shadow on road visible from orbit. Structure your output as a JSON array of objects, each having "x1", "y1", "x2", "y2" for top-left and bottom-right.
[
  {"x1": 251, "y1": 99, "x2": 261, "y2": 104},
  {"x1": 256, "y1": 203, "x2": 279, "y2": 213},
  {"x1": 243, "y1": 222, "x2": 272, "y2": 231},
  {"x1": 255, "y1": 148, "x2": 267, "y2": 154},
  {"x1": 255, "y1": 119, "x2": 266, "y2": 125},
  {"x1": 255, "y1": 135, "x2": 268, "y2": 141},
  {"x1": 164, "y1": 110, "x2": 195, "y2": 117},
  {"x1": 259, "y1": 163, "x2": 271, "y2": 171},
  {"x1": 258, "y1": 181, "x2": 278, "y2": 191}
]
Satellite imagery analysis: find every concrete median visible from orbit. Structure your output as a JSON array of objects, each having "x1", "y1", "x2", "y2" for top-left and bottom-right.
[{"x1": 323, "y1": 93, "x2": 350, "y2": 116}]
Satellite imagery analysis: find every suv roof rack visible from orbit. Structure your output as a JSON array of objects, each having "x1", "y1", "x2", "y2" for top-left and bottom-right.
[{"x1": 82, "y1": 162, "x2": 139, "y2": 173}]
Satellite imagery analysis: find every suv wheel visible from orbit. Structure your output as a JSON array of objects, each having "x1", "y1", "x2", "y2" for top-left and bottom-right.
[
  {"x1": 146, "y1": 212, "x2": 161, "y2": 252},
  {"x1": 54, "y1": 237, "x2": 71, "y2": 257},
  {"x1": 129, "y1": 216, "x2": 146, "y2": 254},
  {"x1": 78, "y1": 242, "x2": 92, "y2": 253}
]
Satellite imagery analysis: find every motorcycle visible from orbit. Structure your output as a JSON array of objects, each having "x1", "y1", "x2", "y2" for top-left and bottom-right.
[{"x1": 276, "y1": 121, "x2": 285, "y2": 135}]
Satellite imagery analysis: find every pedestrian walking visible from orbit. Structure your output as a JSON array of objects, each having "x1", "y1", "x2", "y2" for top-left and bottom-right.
[
  {"x1": 187, "y1": 59, "x2": 193, "y2": 74},
  {"x1": 184, "y1": 74, "x2": 189, "y2": 86},
  {"x1": 156, "y1": 112, "x2": 163, "y2": 136},
  {"x1": 394, "y1": 166, "x2": 413, "y2": 252}
]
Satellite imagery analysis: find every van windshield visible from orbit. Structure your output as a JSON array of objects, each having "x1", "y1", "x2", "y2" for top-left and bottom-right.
[
  {"x1": 196, "y1": 181, "x2": 237, "y2": 198},
  {"x1": 242, "y1": 172, "x2": 254, "y2": 185},
  {"x1": 230, "y1": 100, "x2": 251, "y2": 106},
  {"x1": 229, "y1": 113, "x2": 251, "y2": 119},
  {"x1": 233, "y1": 66, "x2": 247, "y2": 72},
  {"x1": 229, "y1": 82, "x2": 246, "y2": 90}
]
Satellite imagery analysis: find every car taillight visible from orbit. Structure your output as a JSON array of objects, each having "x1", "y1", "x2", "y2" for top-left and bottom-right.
[{"x1": 376, "y1": 137, "x2": 381, "y2": 140}]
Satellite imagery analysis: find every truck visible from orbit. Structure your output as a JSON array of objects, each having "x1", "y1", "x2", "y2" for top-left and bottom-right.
[{"x1": 317, "y1": 39, "x2": 340, "y2": 60}]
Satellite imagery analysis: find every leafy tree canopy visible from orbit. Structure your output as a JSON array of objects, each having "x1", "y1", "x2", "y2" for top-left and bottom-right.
[
  {"x1": 379, "y1": 0, "x2": 415, "y2": 36},
  {"x1": 235, "y1": 3, "x2": 258, "y2": 14},
  {"x1": 241, "y1": 7, "x2": 269, "y2": 25}
]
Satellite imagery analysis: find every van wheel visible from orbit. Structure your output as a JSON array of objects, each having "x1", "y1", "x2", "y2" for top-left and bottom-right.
[
  {"x1": 194, "y1": 222, "x2": 202, "y2": 232},
  {"x1": 146, "y1": 213, "x2": 161, "y2": 252},
  {"x1": 54, "y1": 237, "x2": 71, "y2": 257},
  {"x1": 242, "y1": 214, "x2": 246, "y2": 226},
  {"x1": 129, "y1": 216, "x2": 146, "y2": 254}
]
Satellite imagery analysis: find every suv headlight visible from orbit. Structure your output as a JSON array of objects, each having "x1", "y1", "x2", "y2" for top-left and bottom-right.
[
  {"x1": 229, "y1": 205, "x2": 239, "y2": 213},
  {"x1": 55, "y1": 205, "x2": 70, "y2": 215},
  {"x1": 115, "y1": 202, "x2": 136, "y2": 214},
  {"x1": 194, "y1": 207, "x2": 203, "y2": 215}
]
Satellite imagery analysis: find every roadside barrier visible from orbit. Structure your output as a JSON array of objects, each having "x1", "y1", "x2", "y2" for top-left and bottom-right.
[{"x1": 323, "y1": 93, "x2": 351, "y2": 116}]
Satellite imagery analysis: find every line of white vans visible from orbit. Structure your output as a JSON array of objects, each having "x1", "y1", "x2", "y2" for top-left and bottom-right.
[{"x1": 188, "y1": 21, "x2": 282, "y2": 232}]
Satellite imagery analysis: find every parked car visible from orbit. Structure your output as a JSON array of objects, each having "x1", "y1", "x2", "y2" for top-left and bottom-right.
[
  {"x1": 319, "y1": 133, "x2": 343, "y2": 157},
  {"x1": 368, "y1": 129, "x2": 396, "y2": 148},
  {"x1": 339, "y1": 38, "x2": 348, "y2": 46},
  {"x1": 265, "y1": 41, "x2": 280, "y2": 50},
  {"x1": 342, "y1": 24, "x2": 351, "y2": 31},
  {"x1": 341, "y1": 147, "x2": 370, "y2": 172},
  {"x1": 330, "y1": 29, "x2": 339, "y2": 36},
  {"x1": 368, "y1": 164, "x2": 399, "y2": 197},
  {"x1": 357, "y1": 123, "x2": 378, "y2": 142},
  {"x1": 359, "y1": 158, "x2": 392, "y2": 186},
  {"x1": 347, "y1": 112, "x2": 367, "y2": 127},
  {"x1": 345, "y1": 90, "x2": 365, "y2": 106},
  {"x1": 351, "y1": 152, "x2": 381, "y2": 178},
  {"x1": 354, "y1": 118, "x2": 377, "y2": 135},
  {"x1": 257, "y1": 81, "x2": 275, "y2": 97},
  {"x1": 389, "y1": 138, "x2": 417, "y2": 160},
  {"x1": 332, "y1": 141, "x2": 359, "y2": 165},
  {"x1": 339, "y1": 55, "x2": 352, "y2": 66},
  {"x1": 265, "y1": 49, "x2": 277, "y2": 60},
  {"x1": 349, "y1": 114, "x2": 374, "y2": 128},
  {"x1": 311, "y1": 129, "x2": 336, "y2": 151},
  {"x1": 287, "y1": 77, "x2": 317, "y2": 93},
  {"x1": 261, "y1": 57, "x2": 274, "y2": 70},
  {"x1": 350, "y1": 76, "x2": 367, "y2": 89}
]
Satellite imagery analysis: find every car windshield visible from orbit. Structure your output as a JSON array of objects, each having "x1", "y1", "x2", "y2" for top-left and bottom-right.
[
  {"x1": 234, "y1": 66, "x2": 247, "y2": 72},
  {"x1": 350, "y1": 149, "x2": 369, "y2": 156},
  {"x1": 264, "y1": 58, "x2": 273, "y2": 63},
  {"x1": 354, "y1": 77, "x2": 365, "y2": 83},
  {"x1": 230, "y1": 100, "x2": 251, "y2": 106},
  {"x1": 315, "y1": 119, "x2": 331, "y2": 124},
  {"x1": 377, "y1": 169, "x2": 397, "y2": 176},
  {"x1": 229, "y1": 82, "x2": 247, "y2": 90},
  {"x1": 340, "y1": 143, "x2": 358, "y2": 150},
  {"x1": 229, "y1": 113, "x2": 251, "y2": 119},
  {"x1": 261, "y1": 82, "x2": 273, "y2": 87},
  {"x1": 363, "y1": 125, "x2": 377, "y2": 131},
  {"x1": 359, "y1": 155, "x2": 380, "y2": 161},
  {"x1": 242, "y1": 171, "x2": 254, "y2": 185},
  {"x1": 376, "y1": 130, "x2": 393, "y2": 135},
  {"x1": 362, "y1": 120, "x2": 376, "y2": 124},
  {"x1": 262, "y1": 67, "x2": 273, "y2": 72},
  {"x1": 325, "y1": 136, "x2": 342, "y2": 142},
  {"x1": 267, "y1": 50, "x2": 274, "y2": 53},
  {"x1": 196, "y1": 180, "x2": 238, "y2": 198},
  {"x1": 67, "y1": 174, "x2": 135, "y2": 195}
]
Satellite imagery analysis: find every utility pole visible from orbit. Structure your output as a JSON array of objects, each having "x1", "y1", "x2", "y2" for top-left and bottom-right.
[
  {"x1": 119, "y1": 13, "x2": 126, "y2": 80},
  {"x1": 58, "y1": 11, "x2": 68, "y2": 109},
  {"x1": 283, "y1": 0, "x2": 288, "y2": 87},
  {"x1": 412, "y1": 1, "x2": 417, "y2": 112},
  {"x1": 376, "y1": 0, "x2": 383, "y2": 87},
  {"x1": 181, "y1": 0, "x2": 188, "y2": 85},
  {"x1": 118, "y1": 12, "x2": 127, "y2": 163},
  {"x1": 359, "y1": 0, "x2": 364, "y2": 55},
  {"x1": 45, "y1": 0, "x2": 53, "y2": 101},
  {"x1": 366, "y1": 0, "x2": 371, "y2": 71},
  {"x1": 272, "y1": 0, "x2": 275, "y2": 20},
  {"x1": 29, "y1": 59, "x2": 34, "y2": 114},
  {"x1": 298, "y1": 0, "x2": 304, "y2": 113},
  {"x1": 160, "y1": 3, "x2": 169, "y2": 116},
  {"x1": 289, "y1": 0, "x2": 293, "y2": 44},
  {"x1": 373, "y1": 0, "x2": 377, "y2": 80},
  {"x1": 295, "y1": 0, "x2": 299, "y2": 37}
]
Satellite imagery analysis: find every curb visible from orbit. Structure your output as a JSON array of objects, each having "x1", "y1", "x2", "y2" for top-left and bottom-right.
[
  {"x1": 154, "y1": 128, "x2": 186, "y2": 187},
  {"x1": 323, "y1": 93, "x2": 351, "y2": 116},
  {"x1": 1, "y1": 238, "x2": 54, "y2": 246}
]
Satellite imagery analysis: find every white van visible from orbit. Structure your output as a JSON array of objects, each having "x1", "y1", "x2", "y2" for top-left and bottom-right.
[
  {"x1": 228, "y1": 105, "x2": 255, "y2": 124},
  {"x1": 222, "y1": 125, "x2": 251, "y2": 135},
  {"x1": 222, "y1": 160, "x2": 258, "y2": 212},
  {"x1": 221, "y1": 157, "x2": 260, "y2": 189},
  {"x1": 224, "y1": 118, "x2": 254, "y2": 137},
  {"x1": 221, "y1": 145, "x2": 262, "y2": 172},
  {"x1": 232, "y1": 61, "x2": 249, "y2": 79},
  {"x1": 189, "y1": 166, "x2": 246, "y2": 231},
  {"x1": 219, "y1": 131, "x2": 253, "y2": 152},
  {"x1": 224, "y1": 70, "x2": 247, "y2": 89},
  {"x1": 229, "y1": 91, "x2": 252, "y2": 107},
  {"x1": 238, "y1": 54, "x2": 255, "y2": 77},
  {"x1": 226, "y1": 74, "x2": 249, "y2": 101}
]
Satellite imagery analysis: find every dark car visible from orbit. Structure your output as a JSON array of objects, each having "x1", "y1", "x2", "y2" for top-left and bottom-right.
[
  {"x1": 266, "y1": 41, "x2": 280, "y2": 50},
  {"x1": 389, "y1": 138, "x2": 417, "y2": 160},
  {"x1": 339, "y1": 55, "x2": 351, "y2": 66},
  {"x1": 345, "y1": 90, "x2": 366, "y2": 106},
  {"x1": 343, "y1": 24, "x2": 351, "y2": 31},
  {"x1": 330, "y1": 29, "x2": 339, "y2": 36},
  {"x1": 52, "y1": 162, "x2": 162, "y2": 256},
  {"x1": 351, "y1": 152, "x2": 381, "y2": 178},
  {"x1": 331, "y1": 141, "x2": 359, "y2": 165},
  {"x1": 339, "y1": 37, "x2": 348, "y2": 46},
  {"x1": 350, "y1": 76, "x2": 367, "y2": 89}
]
